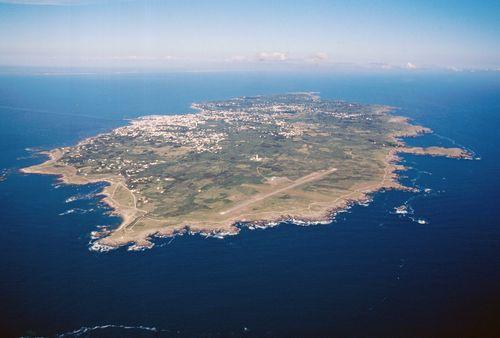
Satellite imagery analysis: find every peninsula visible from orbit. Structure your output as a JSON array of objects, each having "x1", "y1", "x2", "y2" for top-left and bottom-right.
[{"x1": 22, "y1": 93, "x2": 472, "y2": 251}]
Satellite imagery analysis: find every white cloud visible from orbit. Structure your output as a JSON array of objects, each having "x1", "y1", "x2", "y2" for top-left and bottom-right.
[
  {"x1": 257, "y1": 52, "x2": 289, "y2": 62},
  {"x1": 406, "y1": 62, "x2": 417, "y2": 69},
  {"x1": 310, "y1": 52, "x2": 329, "y2": 62}
]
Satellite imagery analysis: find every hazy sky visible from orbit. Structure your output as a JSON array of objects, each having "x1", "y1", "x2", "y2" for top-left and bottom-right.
[{"x1": 0, "y1": 0, "x2": 499, "y2": 70}]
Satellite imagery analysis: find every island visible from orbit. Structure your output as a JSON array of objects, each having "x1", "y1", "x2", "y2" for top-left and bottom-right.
[{"x1": 22, "y1": 93, "x2": 472, "y2": 251}]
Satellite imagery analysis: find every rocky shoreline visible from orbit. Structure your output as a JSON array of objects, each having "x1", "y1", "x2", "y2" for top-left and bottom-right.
[{"x1": 21, "y1": 113, "x2": 473, "y2": 252}]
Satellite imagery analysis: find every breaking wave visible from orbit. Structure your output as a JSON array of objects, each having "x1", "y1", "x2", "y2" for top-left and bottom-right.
[
  {"x1": 392, "y1": 182, "x2": 437, "y2": 225},
  {"x1": 59, "y1": 208, "x2": 95, "y2": 216},
  {"x1": 431, "y1": 132, "x2": 481, "y2": 160},
  {"x1": 55, "y1": 323, "x2": 170, "y2": 337},
  {"x1": 89, "y1": 241, "x2": 117, "y2": 253},
  {"x1": 65, "y1": 191, "x2": 100, "y2": 203}
]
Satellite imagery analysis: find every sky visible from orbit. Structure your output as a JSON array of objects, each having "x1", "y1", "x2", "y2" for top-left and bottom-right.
[{"x1": 0, "y1": 0, "x2": 499, "y2": 71}]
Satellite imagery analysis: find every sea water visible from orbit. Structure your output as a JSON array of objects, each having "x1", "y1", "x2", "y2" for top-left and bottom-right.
[{"x1": 0, "y1": 71, "x2": 499, "y2": 337}]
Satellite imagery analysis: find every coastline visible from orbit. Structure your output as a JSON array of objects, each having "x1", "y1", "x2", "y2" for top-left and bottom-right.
[
  {"x1": 20, "y1": 148, "x2": 147, "y2": 247},
  {"x1": 20, "y1": 114, "x2": 473, "y2": 252}
]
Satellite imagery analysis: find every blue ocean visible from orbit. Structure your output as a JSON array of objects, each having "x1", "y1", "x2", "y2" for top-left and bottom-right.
[{"x1": 0, "y1": 72, "x2": 498, "y2": 337}]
